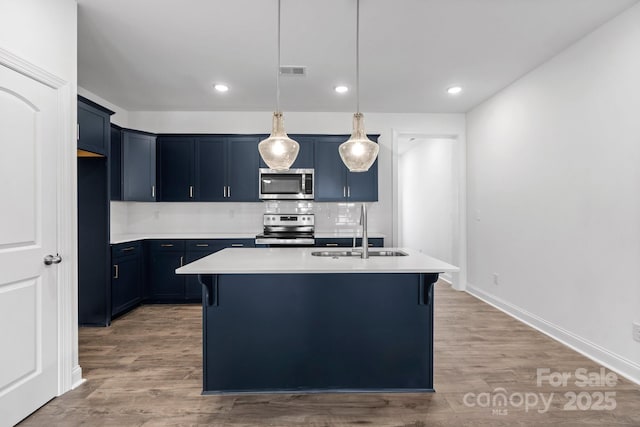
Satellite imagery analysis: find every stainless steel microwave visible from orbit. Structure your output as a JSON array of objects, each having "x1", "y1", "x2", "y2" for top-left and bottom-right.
[{"x1": 259, "y1": 168, "x2": 314, "y2": 200}]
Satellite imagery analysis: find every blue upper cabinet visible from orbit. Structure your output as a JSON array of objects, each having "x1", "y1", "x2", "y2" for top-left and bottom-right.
[
  {"x1": 314, "y1": 135, "x2": 379, "y2": 202},
  {"x1": 259, "y1": 135, "x2": 315, "y2": 169},
  {"x1": 227, "y1": 135, "x2": 260, "y2": 201},
  {"x1": 157, "y1": 135, "x2": 260, "y2": 202},
  {"x1": 110, "y1": 125, "x2": 123, "y2": 201},
  {"x1": 122, "y1": 130, "x2": 156, "y2": 202},
  {"x1": 152, "y1": 133, "x2": 377, "y2": 203},
  {"x1": 157, "y1": 136, "x2": 195, "y2": 201},
  {"x1": 197, "y1": 136, "x2": 227, "y2": 201},
  {"x1": 314, "y1": 136, "x2": 347, "y2": 201},
  {"x1": 78, "y1": 95, "x2": 114, "y2": 156}
]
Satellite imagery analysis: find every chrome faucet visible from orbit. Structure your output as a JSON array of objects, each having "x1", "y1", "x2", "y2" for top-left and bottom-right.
[{"x1": 360, "y1": 203, "x2": 369, "y2": 259}]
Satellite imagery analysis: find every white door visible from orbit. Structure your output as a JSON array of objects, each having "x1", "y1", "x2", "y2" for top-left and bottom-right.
[{"x1": 0, "y1": 63, "x2": 59, "y2": 426}]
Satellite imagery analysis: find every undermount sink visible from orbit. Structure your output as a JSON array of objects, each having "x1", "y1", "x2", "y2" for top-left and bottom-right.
[{"x1": 311, "y1": 250, "x2": 408, "y2": 258}]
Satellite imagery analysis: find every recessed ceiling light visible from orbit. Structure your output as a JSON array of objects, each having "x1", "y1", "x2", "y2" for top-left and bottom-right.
[
  {"x1": 447, "y1": 86, "x2": 462, "y2": 95},
  {"x1": 334, "y1": 85, "x2": 349, "y2": 94},
  {"x1": 214, "y1": 84, "x2": 229, "y2": 92}
]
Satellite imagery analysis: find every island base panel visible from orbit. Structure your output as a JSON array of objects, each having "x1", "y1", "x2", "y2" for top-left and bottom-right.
[{"x1": 201, "y1": 273, "x2": 438, "y2": 393}]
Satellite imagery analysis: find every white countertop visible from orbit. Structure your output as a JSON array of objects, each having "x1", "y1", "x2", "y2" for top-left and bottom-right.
[
  {"x1": 175, "y1": 247, "x2": 458, "y2": 275},
  {"x1": 110, "y1": 232, "x2": 386, "y2": 244}
]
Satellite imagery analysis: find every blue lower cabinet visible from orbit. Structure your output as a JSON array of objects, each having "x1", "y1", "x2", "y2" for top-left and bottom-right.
[
  {"x1": 184, "y1": 240, "x2": 227, "y2": 301},
  {"x1": 149, "y1": 240, "x2": 186, "y2": 302},
  {"x1": 149, "y1": 239, "x2": 255, "y2": 303},
  {"x1": 111, "y1": 242, "x2": 143, "y2": 317}
]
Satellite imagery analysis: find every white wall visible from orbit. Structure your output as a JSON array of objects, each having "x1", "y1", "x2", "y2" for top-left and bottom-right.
[
  {"x1": 0, "y1": 0, "x2": 80, "y2": 394},
  {"x1": 0, "y1": 0, "x2": 77, "y2": 85},
  {"x1": 467, "y1": 3, "x2": 640, "y2": 382},
  {"x1": 119, "y1": 111, "x2": 466, "y2": 242},
  {"x1": 399, "y1": 139, "x2": 455, "y2": 274}
]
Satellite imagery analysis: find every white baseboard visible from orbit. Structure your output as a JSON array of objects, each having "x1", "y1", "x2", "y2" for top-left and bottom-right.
[
  {"x1": 71, "y1": 366, "x2": 85, "y2": 390},
  {"x1": 466, "y1": 283, "x2": 640, "y2": 386},
  {"x1": 440, "y1": 272, "x2": 453, "y2": 284}
]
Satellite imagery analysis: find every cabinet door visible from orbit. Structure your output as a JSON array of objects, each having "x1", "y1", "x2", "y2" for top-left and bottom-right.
[
  {"x1": 110, "y1": 126, "x2": 122, "y2": 200},
  {"x1": 185, "y1": 252, "x2": 208, "y2": 300},
  {"x1": 185, "y1": 240, "x2": 226, "y2": 300},
  {"x1": 260, "y1": 135, "x2": 315, "y2": 169},
  {"x1": 150, "y1": 250, "x2": 185, "y2": 301},
  {"x1": 346, "y1": 162, "x2": 378, "y2": 201},
  {"x1": 345, "y1": 135, "x2": 378, "y2": 202},
  {"x1": 197, "y1": 137, "x2": 226, "y2": 201},
  {"x1": 123, "y1": 131, "x2": 157, "y2": 201},
  {"x1": 78, "y1": 98, "x2": 111, "y2": 155},
  {"x1": 158, "y1": 137, "x2": 194, "y2": 201},
  {"x1": 227, "y1": 136, "x2": 260, "y2": 201},
  {"x1": 314, "y1": 137, "x2": 347, "y2": 201},
  {"x1": 111, "y1": 255, "x2": 141, "y2": 316}
]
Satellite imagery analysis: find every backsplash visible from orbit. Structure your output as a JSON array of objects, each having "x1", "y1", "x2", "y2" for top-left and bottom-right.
[{"x1": 111, "y1": 201, "x2": 386, "y2": 237}]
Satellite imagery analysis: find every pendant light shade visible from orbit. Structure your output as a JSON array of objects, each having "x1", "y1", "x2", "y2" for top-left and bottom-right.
[
  {"x1": 339, "y1": 0, "x2": 378, "y2": 172},
  {"x1": 339, "y1": 113, "x2": 379, "y2": 172},
  {"x1": 259, "y1": 112, "x2": 300, "y2": 170},
  {"x1": 258, "y1": 0, "x2": 299, "y2": 171}
]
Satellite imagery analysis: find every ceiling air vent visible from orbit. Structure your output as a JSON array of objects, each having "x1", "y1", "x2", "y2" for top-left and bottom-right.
[{"x1": 280, "y1": 66, "x2": 307, "y2": 77}]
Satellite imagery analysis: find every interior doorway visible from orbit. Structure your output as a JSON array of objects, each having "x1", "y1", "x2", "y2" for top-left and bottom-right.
[{"x1": 392, "y1": 132, "x2": 466, "y2": 290}]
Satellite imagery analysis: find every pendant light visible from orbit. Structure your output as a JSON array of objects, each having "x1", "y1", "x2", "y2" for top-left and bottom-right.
[
  {"x1": 258, "y1": 0, "x2": 300, "y2": 171},
  {"x1": 339, "y1": 0, "x2": 379, "y2": 172}
]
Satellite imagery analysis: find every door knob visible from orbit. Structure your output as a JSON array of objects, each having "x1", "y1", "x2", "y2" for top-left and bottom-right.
[{"x1": 44, "y1": 254, "x2": 62, "y2": 265}]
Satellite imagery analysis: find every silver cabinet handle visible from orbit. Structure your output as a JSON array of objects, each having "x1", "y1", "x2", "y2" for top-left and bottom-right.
[
  {"x1": 160, "y1": 243, "x2": 174, "y2": 247},
  {"x1": 231, "y1": 243, "x2": 244, "y2": 247},
  {"x1": 77, "y1": 124, "x2": 80, "y2": 141},
  {"x1": 325, "y1": 243, "x2": 339, "y2": 247},
  {"x1": 223, "y1": 186, "x2": 227, "y2": 198},
  {"x1": 196, "y1": 243, "x2": 209, "y2": 247},
  {"x1": 343, "y1": 186, "x2": 346, "y2": 198},
  {"x1": 122, "y1": 246, "x2": 136, "y2": 252},
  {"x1": 152, "y1": 185, "x2": 156, "y2": 198},
  {"x1": 180, "y1": 256, "x2": 184, "y2": 267},
  {"x1": 189, "y1": 185, "x2": 194, "y2": 198},
  {"x1": 44, "y1": 254, "x2": 62, "y2": 265},
  {"x1": 113, "y1": 264, "x2": 119, "y2": 279},
  {"x1": 347, "y1": 186, "x2": 351, "y2": 198},
  {"x1": 227, "y1": 186, "x2": 231, "y2": 198}
]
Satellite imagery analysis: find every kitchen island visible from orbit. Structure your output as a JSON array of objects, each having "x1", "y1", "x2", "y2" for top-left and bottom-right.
[{"x1": 176, "y1": 247, "x2": 458, "y2": 394}]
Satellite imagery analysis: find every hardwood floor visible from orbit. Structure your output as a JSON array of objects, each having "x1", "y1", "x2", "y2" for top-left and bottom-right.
[{"x1": 20, "y1": 282, "x2": 640, "y2": 426}]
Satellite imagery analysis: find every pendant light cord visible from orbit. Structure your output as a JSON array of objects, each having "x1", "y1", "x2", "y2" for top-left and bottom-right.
[
  {"x1": 356, "y1": 0, "x2": 360, "y2": 114},
  {"x1": 276, "y1": 0, "x2": 281, "y2": 114}
]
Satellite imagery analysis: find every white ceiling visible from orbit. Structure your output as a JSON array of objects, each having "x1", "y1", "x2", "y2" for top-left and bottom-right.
[{"x1": 77, "y1": 0, "x2": 639, "y2": 113}]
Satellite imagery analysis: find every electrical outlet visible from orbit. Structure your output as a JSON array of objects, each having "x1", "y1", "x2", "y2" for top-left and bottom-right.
[
  {"x1": 633, "y1": 322, "x2": 640, "y2": 343},
  {"x1": 493, "y1": 273, "x2": 499, "y2": 285}
]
